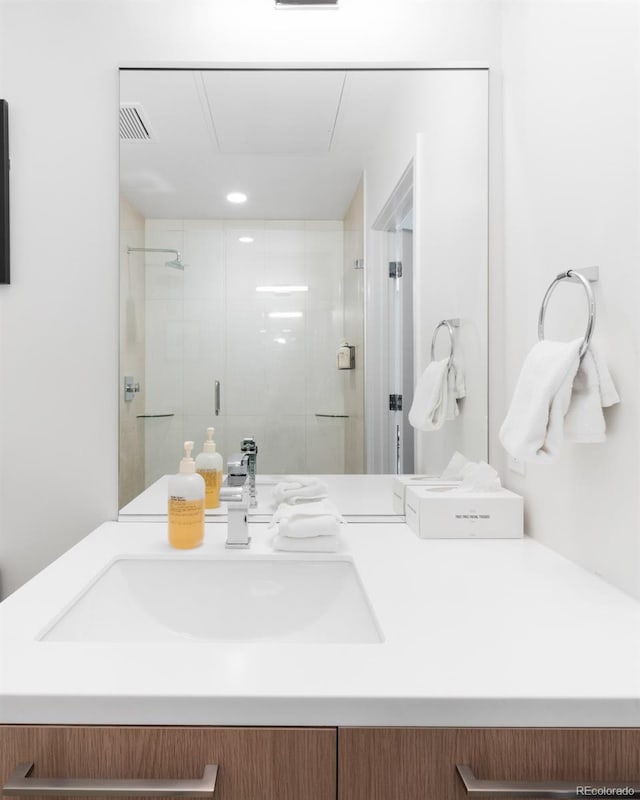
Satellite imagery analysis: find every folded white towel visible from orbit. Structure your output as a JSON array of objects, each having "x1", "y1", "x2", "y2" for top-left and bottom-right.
[
  {"x1": 279, "y1": 515, "x2": 340, "y2": 539},
  {"x1": 408, "y1": 359, "x2": 449, "y2": 431},
  {"x1": 272, "y1": 477, "x2": 329, "y2": 506},
  {"x1": 271, "y1": 499, "x2": 346, "y2": 526},
  {"x1": 499, "y1": 339, "x2": 582, "y2": 463},
  {"x1": 272, "y1": 533, "x2": 342, "y2": 553},
  {"x1": 564, "y1": 341, "x2": 620, "y2": 443}
]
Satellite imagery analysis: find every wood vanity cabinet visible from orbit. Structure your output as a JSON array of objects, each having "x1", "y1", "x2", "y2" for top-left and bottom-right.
[
  {"x1": 0, "y1": 726, "x2": 337, "y2": 800},
  {"x1": 338, "y1": 728, "x2": 640, "y2": 800},
  {"x1": 1, "y1": 725, "x2": 640, "y2": 800}
]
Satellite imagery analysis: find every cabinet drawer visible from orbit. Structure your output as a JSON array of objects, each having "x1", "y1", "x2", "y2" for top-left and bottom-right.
[
  {"x1": 338, "y1": 728, "x2": 640, "y2": 800},
  {"x1": 0, "y1": 726, "x2": 336, "y2": 800}
]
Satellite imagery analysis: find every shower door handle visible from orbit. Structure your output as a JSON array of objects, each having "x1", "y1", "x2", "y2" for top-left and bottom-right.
[{"x1": 214, "y1": 381, "x2": 221, "y2": 416}]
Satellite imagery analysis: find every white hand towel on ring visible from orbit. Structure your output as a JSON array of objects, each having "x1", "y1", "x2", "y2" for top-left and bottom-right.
[
  {"x1": 408, "y1": 359, "x2": 449, "y2": 431},
  {"x1": 499, "y1": 338, "x2": 582, "y2": 463},
  {"x1": 564, "y1": 340, "x2": 620, "y2": 443},
  {"x1": 445, "y1": 355, "x2": 467, "y2": 421}
]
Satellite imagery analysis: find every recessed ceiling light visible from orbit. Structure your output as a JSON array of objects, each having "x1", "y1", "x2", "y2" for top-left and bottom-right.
[
  {"x1": 282, "y1": 328, "x2": 292, "y2": 333},
  {"x1": 227, "y1": 192, "x2": 247, "y2": 204},
  {"x1": 274, "y1": 337, "x2": 287, "y2": 344},
  {"x1": 238, "y1": 236, "x2": 254, "y2": 243},
  {"x1": 256, "y1": 285, "x2": 309, "y2": 294},
  {"x1": 268, "y1": 311, "x2": 303, "y2": 319}
]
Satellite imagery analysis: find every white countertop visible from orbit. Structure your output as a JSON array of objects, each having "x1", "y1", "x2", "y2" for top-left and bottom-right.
[
  {"x1": 1, "y1": 520, "x2": 639, "y2": 727},
  {"x1": 118, "y1": 474, "x2": 401, "y2": 522}
]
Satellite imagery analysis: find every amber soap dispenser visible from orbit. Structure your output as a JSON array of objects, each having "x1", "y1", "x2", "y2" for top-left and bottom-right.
[
  {"x1": 195, "y1": 427, "x2": 223, "y2": 509},
  {"x1": 168, "y1": 441, "x2": 205, "y2": 549}
]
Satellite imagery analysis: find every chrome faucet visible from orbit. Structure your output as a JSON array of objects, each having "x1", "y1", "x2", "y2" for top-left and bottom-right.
[
  {"x1": 226, "y1": 453, "x2": 248, "y2": 487},
  {"x1": 241, "y1": 437, "x2": 258, "y2": 508},
  {"x1": 225, "y1": 483, "x2": 250, "y2": 549},
  {"x1": 223, "y1": 437, "x2": 258, "y2": 511}
]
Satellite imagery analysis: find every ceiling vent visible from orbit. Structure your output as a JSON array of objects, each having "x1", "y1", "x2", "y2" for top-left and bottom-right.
[{"x1": 119, "y1": 103, "x2": 154, "y2": 141}]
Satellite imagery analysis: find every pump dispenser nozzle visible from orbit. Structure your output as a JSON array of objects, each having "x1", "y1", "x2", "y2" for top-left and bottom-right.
[
  {"x1": 203, "y1": 427, "x2": 217, "y2": 454},
  {"x1": 179, "y1": 441, "x2": 196, "y2": 474}
]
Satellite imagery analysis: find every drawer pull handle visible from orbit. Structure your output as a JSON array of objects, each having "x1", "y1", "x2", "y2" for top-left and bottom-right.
[
  {"x1": 3, "y1": 762, "x2": 218, "y2": 797},
  {"x1": 457, "y1": 765, "x2": 640, "y2": 799}
]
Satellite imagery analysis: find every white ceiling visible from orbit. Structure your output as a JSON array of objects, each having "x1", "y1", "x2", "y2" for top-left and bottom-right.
[{"x1": 119, "y1": 69, "x2": 412, "y2": 220}]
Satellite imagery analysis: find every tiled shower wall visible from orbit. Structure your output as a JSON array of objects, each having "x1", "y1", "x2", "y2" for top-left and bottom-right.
[{"x1": 142, "y1": 219, "x2": 348, "y2": 482}]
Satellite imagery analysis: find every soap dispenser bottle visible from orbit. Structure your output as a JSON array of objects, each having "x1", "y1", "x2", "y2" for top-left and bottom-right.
[
  {"x1": 168, "y1": 441, "x2": 205, "y2": 549},
  {"x1": 195, "y1": 427, "x2": 223, "y2": 510}
]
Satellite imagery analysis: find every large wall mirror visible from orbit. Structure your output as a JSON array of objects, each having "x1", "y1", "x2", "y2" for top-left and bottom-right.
[{"x1": 119, "y1": 67, "x2": 489, "y2": 510}]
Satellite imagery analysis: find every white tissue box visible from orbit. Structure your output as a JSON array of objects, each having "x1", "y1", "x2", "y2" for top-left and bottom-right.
[
  {"x1": 392, "y1": 474, "x2": 461, "y2": 515},
  {"x1": 405, "y1": 486, "x2": 523, "y2": 539}
]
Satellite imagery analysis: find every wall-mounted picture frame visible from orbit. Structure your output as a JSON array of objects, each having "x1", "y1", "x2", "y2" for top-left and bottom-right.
[{"x1": 1, "y1": 99, "x2": 9, "y2": 285}]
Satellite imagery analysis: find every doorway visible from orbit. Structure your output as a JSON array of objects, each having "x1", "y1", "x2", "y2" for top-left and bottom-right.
[{"x1": 373, "y1": 162, "x2": 415, "y2": 474}]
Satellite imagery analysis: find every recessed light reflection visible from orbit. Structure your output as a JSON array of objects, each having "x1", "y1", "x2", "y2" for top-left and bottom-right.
[
  {"x1": 268, "y1": 311, "x2": 303, "y2": 319},
  {"x1": 227, "y1": 192, "x2": 247, "y2": 204},
  {"x1": 259, "y1": 329, "x2": 267, "y2": 333},
  {"x1": 238, "y1": 236, "x2": 254, "y2": 244},
  {"x1": 274, "y1": 337, "x2": 287, "y2": 344},
  {"x1": 256, "y1": 285, "x2": 308, "y2": 294},
  {"x1": 282, "y1": 328, "x2": 292, "y2": 333}
]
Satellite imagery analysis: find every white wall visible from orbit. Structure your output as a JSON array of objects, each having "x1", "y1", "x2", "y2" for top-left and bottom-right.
[
  {"x1": 363, "y1": 70, "x2": 489, "y2": 473},
  {"x1": 413, "y1": 71, "x2": 489, "y2": 473},
  {"x1": 1, "y1": 0, "x2": 638, "y2": 603},
  {"x1": 0, "y1": 0, "x2": 501, "y2": 596},
  {"x1": 501, "y1": 0, "x2": 640, "y2": 599}
]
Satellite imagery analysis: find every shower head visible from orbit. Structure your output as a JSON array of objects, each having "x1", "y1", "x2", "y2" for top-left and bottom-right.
[
  {"x1": 165, "y1": 256, "x2": 184, "y2": 270},
  {"x1": 127, "y1": 246, "x2": 185, "y2": 270}
]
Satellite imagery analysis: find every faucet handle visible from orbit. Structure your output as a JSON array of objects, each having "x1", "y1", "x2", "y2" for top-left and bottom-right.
[{"x1": 241, "y1": 437, "x2": 257, "y2": 454}]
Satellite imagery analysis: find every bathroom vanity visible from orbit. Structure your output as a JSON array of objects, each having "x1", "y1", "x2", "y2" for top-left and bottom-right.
[
  {"x1": 3, "y1": 520, "x2": 639, "y2": 726},
  {"x1": 1, "y1": 514, "x2": 640, "y2": 799}
]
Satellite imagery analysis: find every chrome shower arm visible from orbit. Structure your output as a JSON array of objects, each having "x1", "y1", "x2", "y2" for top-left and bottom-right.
[
  {"x1": 126, "y1": 246, "x2": 184, "y2": 269},
  {"x1": 126, "y1": 246, "x2": 180, "y2": 259}
]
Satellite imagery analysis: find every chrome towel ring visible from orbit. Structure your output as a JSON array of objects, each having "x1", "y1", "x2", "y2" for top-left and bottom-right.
[
  {"x1": 431, "y1": 318, "x2": 460, "y2": 367},
  {"x1": 537, "y1": 269, "x2": 597, "y2": 358}
]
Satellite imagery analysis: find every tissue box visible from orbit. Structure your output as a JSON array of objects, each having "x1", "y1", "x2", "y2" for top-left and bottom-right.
[
  {"x1": 392, "y1": 474, "x2": 461, "y2": 515},
  {"x1": 405, "y1": 486, "x2": 523, "y2": 539}
]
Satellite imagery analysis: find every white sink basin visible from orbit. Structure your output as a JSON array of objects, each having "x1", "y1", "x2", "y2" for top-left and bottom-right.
[{"x1": 40, "y1": 556, "x2": 383, "y2": 644}]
